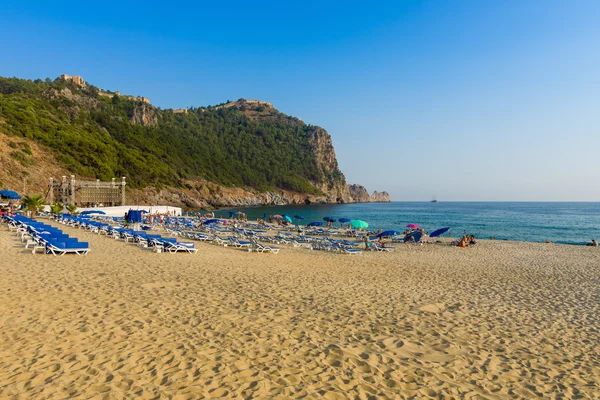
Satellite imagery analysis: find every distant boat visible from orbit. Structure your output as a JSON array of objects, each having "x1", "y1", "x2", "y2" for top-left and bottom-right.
[{"x1": 431, "y1": 198, "x2": 438, "y2": 203}]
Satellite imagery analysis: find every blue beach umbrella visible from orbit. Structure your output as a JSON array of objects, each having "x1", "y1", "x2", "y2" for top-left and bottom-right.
[
  {"x1": 283, "y1": 215, "x2": 293, "y2": 223},
  {"x1": 376, "y1": 230, "x2": 401, "y2": 238},
  {"x1": 0, "y1": 190, "x2": 21, "y2": 200},
  {"x1": 294, "y1": 215, "x2": 304, "y2": 220},
  {"x1": 339, "y1": 218, "x2": 351, "y2": 223},
  {"x1": 323, "y1": 216, "x2": 336, "y2": 222},
  {"x1": 404, "y1": 231, "x2": 423, "y2": 243},
  {"x1": 80, "y1": 210, "x2": 106, "y2": 215},
  {"x1": 430, "y1": 227, "x2": 450, "y2": 238},
  {"x1": 307, "y1": 221, "x2": 323, "y2": 227}
]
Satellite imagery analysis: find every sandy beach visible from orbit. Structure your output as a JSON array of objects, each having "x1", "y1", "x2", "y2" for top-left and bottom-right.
[{"x1": 1, "y1": 222, "x2": 599, "y2": 399}]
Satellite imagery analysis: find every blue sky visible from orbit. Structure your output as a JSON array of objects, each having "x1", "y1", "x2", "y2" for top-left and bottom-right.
[{"x1": 1, "y1": 1, "x2": 599, "y2": 200}]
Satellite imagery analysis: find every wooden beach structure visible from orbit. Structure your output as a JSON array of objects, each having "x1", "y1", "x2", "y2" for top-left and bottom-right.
[{"x1": 47, "y1": 176, "x2": 126, "y2": 206}]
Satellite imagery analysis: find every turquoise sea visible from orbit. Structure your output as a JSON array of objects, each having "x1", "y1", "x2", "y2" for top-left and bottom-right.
[{"x1": 225, "y1": 202, "x2": 600, "y2": 246}]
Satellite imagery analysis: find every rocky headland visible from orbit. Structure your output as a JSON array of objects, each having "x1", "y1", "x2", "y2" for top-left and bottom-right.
[
  {"x1": 0, "y1": 76, "x2": 391, "y2": 209},
  {"x1": 347, "y1": 184, "x2": 392, "y2": 203}
]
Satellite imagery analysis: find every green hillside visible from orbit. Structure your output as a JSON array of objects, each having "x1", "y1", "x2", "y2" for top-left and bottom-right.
[{"x1": 0, "y1": 77, "x2": 344, "y2": 195}]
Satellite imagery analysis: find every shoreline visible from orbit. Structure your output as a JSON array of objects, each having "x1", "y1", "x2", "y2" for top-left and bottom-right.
[
  {"x1": 200, "y1": 202, "x2": 600, "y2": 246},
  {"x1": 170, "y1": 215, "x2": 598, "y2": 247}
]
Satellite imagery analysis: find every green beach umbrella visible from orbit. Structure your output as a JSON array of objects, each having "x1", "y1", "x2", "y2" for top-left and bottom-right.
[{"x1": 350, "y1": 219, "x2": 369, "y2": 229}]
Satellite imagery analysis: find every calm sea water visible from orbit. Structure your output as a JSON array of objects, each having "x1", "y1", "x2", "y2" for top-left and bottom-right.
[{"x1": 223, "y1": 202, "x2": 600, "y2": 245}]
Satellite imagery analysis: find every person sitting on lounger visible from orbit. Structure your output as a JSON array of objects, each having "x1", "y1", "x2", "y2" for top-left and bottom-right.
[
  {"x1": 378, "y1": 237, "x2": 386, "y2": 248},
  {"x1": 469, "y1": 235, "x2": 477, "y2": 245},
  {"x1": 587, "y1": 239, "x2": 598, "y2": 247},
  {"x1": 457, "y1": 236, "x2": 469, "y2": 248}
]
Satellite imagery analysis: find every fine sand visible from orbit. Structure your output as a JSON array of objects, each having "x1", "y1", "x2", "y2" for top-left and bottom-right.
[{"x1": 1, "y1": 222, "x2": 599, "y2": 399}]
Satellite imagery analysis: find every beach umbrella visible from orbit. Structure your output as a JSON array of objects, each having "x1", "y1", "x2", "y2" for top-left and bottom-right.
[
  {"x1": 404, "y1": 231, "x2": 423, "y2": 243},
  {"x1": 293, "y1": 215, "x2": 305, "y2": 220},
  {"x1": 323, "y1": 216, "x2": 336, "y2": 222},
  {"x1": 339, "y1": 218, "x2": 351, "y2": 223},
  {"x1": 0, "y1": 190, "x2": 21, "y2": 200},
  {"x1": 283, "y1": 215, "x2": 293, "y2": 223},
  {"x1": 273, "y1": 214, "x2": 283, "y2": 219},
  {"x1": 80, "y1": 210, "x2": 106, "y2": 215},
  {"x1": 351, "y1": 219, "x2": 369, "y2": 229},
  {"x1": 307, "y1": 221, "x2": 323, "y2": 227},
  {"x1": 407, "y1": 223, "x2": 420, "y2": 229},
  {"x1": 204, "y1": 218, "x2": 220, "y2": 225},
  {"x1": 376, "y1": 230, "x2": 401, "y2": 238},
  {"x1": 429, "y1": 227, "x2": 450, "y2": 238},
  {"x1": 228, "y1": 211, "x2": 236, "y2": 218}
]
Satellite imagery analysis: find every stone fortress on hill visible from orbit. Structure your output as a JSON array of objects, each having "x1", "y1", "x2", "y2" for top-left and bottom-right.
[{"x1": 60, "y1": 74, "x2": 150, "y2": 104}]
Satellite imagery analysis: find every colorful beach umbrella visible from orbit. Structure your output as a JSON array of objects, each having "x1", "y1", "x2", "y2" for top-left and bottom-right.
[
  {"x1": 273, "y1": 214, "x2": 283, "y2": 219},
  {"x1": 429, "y1": 227, "x2": 450, "y2": 238},
  {"x1": 407, "y1": 223, "x2": 420, "y2": 229},
  {"x1": 283, "y1": 215, "x2": 293, "y2": 223},
  {"x1": 307, "y1": 221, "x2": 323, "y2": 227},
  {"x1": 339, "y1": 218, "x2": 351, "y2": 223},
  {"x1": 323, "y1": 216, "x2": 336, "y2": 222},
  {"x1": 351, "y1": 219, "x2": 369, "y2": 229}
]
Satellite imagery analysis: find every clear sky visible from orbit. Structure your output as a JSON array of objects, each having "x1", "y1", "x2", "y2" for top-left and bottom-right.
[{"x1": 1, "y1": 1, "x2": 599, "y2": 201}]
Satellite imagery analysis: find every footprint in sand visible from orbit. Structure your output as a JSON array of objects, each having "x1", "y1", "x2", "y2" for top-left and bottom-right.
[
  {"x1": 419, "y1": 303, "x2": 446, "y2": 313},
  {"x1": 141, "y1": 281, "x2": 179, "y2": 290},
  {"x1": 208, "y1": 387, "x2": 229, "y2": 397}
]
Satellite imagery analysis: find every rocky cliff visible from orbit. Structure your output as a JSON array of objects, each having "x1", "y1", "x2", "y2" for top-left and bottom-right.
[
  {"x1": 348, "y1": 184, "x2": 391, "y2": 203},
  {"x1": 129, "y1": 102, "x2": 158, "y2": 126},
  {"x1": 370, "y1": 191, "x2": 392, "y2": 202},
  {"x1": 306, "y1": 127, "x2": 353, "y2": 203}
]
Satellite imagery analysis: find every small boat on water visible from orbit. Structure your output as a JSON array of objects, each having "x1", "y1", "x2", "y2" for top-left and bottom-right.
[{"x1": 431, "y1": 198, "x2": 438, "y2": 203}]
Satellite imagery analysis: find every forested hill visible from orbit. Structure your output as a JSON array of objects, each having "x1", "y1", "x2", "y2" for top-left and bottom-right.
[{"x1": 0, "y1": 76, "x2": 354, "y2": 206}]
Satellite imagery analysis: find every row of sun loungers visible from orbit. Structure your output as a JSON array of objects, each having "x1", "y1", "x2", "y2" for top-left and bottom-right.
[
  {"x1": 55, "y1": 215, "x2": 199, "y2": 254},
  {"x1": 44, "y1": 214, "x2": 399, "y2": 256},
  {"x1": 3, "y1": 215, "x2": 90, "y2": 256},
  {"x1": 155, "y1": 218, "x2": 395, "y2": 254}
]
